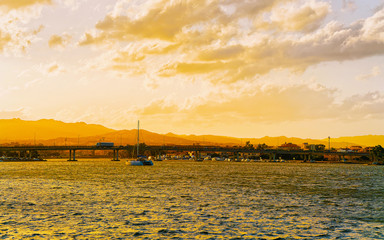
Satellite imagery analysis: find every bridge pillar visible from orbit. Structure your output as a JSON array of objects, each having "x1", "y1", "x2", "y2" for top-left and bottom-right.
[
  {"x1": 68, "y1": 149, "x2": 77, "y2": 161},
  {"x1": 112, "y1": 149, "x2": 120, "y2": 161}
]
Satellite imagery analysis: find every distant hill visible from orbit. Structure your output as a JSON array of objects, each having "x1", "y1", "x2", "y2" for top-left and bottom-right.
[
  {"x1": 0, "y1": 118, "x2": 115, "y2": 140},
  {"x1": 165, "y1": 134, "x2": 361, "y2": 148},
  {"x1": 325, "y1": 135, "x2": 384, "y2": 147},
  {"x1": 0, "y1": 118, "x2": 382, "y2": 148}
]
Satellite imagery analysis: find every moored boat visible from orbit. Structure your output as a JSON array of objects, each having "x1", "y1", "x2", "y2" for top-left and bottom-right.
[
  {"x1": 130, "y1": 155, "x2": 154, "y2": 166},
  {"x1": 126, "y1": 121, "x2": 153, "y2": 166}
]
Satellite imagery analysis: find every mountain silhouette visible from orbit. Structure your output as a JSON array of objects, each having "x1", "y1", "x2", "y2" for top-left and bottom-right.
[{"x1": 0, "y1": 118, "x2": 382, "y2": 147}]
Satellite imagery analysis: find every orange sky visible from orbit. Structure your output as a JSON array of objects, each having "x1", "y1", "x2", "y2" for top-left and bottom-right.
[{"x1": 0, "y1": 0, "x2": 384, "y2": 138}]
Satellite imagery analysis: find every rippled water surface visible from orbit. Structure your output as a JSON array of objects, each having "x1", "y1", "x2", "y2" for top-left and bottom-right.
[{"x1": 0, "y1": 160, "x2": 383, "y2": 239}]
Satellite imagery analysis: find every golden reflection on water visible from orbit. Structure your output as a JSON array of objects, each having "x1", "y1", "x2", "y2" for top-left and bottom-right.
[{"x1": 0, "y1": 159, "x2": 383, "y2": 239}]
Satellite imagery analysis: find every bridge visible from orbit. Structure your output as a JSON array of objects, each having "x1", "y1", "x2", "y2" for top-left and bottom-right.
[
  {"x1": 0, "y1": 145, "x2": 371, "y2": 161},
  {"x1": 0, "y1": 145, "x2": 129, "y2": 161}
]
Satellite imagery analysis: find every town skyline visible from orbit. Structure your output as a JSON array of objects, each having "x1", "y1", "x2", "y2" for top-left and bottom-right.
[{"x1": 1, "y1": 0, "x2": 384, "y2": 139}]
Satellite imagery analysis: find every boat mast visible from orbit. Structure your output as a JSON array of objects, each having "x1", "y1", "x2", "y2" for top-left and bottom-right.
[{"x1": 137, "y1": 120, "x2": 140, "y2": 157}]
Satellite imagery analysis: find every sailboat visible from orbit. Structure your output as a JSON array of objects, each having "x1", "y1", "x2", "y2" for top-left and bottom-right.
[{"x1": 128, "y1": 121, "x2": 153, "y2": 166}]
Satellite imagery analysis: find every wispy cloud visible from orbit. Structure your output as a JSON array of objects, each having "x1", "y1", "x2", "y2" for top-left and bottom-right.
[
  {"x1": 0, "y1": 108, "x2": 28, "y2": 119},
  {"x1": 48, "y1": 33, "x2": 72, "y2": 49},
  {"x1": 356, "y1": 66, "x2": 381, "y2": 81},
  {"x1": 134, "y1": 83, "x2": 384, "y2": 124},
  {"x1": 0, "y1": 0, "x2": 49, "y2": 54},
  {"x1": 0, "y1": 0, "x2": 52, "y2": 10},
  {"x1": 19, "y1": 62, "x2": 66, "y2": 88}
]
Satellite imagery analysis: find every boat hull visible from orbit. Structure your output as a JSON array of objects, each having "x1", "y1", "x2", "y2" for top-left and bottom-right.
[
  {"x1": 129, "y1": 160, "x2": 153, "y2": 166},
  {"x1": 130, "y1": 160, "x2": 144, "y2": 166}
]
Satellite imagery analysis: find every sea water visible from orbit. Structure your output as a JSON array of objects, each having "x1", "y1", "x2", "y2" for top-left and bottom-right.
[{"x1": 0, "y1": 160, "x2": 383, "y2": 239}]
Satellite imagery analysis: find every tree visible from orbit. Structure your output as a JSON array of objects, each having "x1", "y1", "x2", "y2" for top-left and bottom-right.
[
  {"x1": 244, "y1": 141, "x2": 254, "y2": 150},
  {"x1": 371, "y1": 145, "x2": 384, "y2": 163},
  {"x1": 256, "y1": 143, "x2": 268, "y2": 150}
]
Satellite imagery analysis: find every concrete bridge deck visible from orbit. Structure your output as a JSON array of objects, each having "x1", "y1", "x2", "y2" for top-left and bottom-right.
[{"x1": 0, "y1": 145, "x2": 370, "y2": 161}]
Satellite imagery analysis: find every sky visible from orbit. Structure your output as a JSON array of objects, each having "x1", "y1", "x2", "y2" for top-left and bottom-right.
[{"x1": 0, "y1": 0, "x2": 384, "y2": 139}]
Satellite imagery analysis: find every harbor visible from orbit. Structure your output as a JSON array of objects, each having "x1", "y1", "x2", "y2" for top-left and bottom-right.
[{"x1": 0, "y1": 159, "x2": 383, "y2": 239}]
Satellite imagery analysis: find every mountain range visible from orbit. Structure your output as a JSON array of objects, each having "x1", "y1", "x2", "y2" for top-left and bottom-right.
[{"x1": 0, "y1": 118, "x2": 383, "y2": 148}]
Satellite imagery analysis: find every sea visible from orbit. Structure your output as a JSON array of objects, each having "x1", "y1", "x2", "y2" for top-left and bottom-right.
[{"x1": 0, "y1": 160, "x2": 383, "y2": 239}]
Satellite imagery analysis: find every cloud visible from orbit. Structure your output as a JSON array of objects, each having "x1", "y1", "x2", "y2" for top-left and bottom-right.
[
  {"x1": 39, "y1": 62, "x2": 66, "y2": 76},
  {"x1": 77, "y1": 1, "x2": 384, "y2": 86},
  {"x1": 0, "y1": 0, "x2": 52, "y2": 10},
  {"x1": 356, "y1": 66, "x2": 381, "y2": 81},
  {"x1": 341, "y1": 92, "x2": 384, "y2": 120},
  {"x1": 0, "y1": 86, "x2": 20, "y2": 97},
  {"x1": 133, "y1": 83, "x2": 384, "y2": 127},
  {"x1": 48, "y1": 33, "x2": 72, "y2": 49},
  {"x1": 78, "y1": 0, "x2": 285, "y2": 44},
  {"x1": 20, "y1": 62, "x2": 66, "y2": 88},
  {"x1": 0, "y1": 30, "x2": 12, "y2": 51},
  {"x1": 267, "y1": 0, "x2": 330, "y2": 32},
  {"x1": 165, "y1": 7, "x2": 384, "y2": 83},
  {"x1": 54, "y1": 106, "x2": 134, "y2": 130},
  {"x1": 0, "y1": 0, "x2": 48, "y2": 54},
  {"x1": 61, "y1": 0, "x2": 81, "y2": 11},
  {"x1": 0, "y1": 24, "x2": 41, "y2": 54},
  {"x1": 0, "y1": 108, "x2": 28, "y2": 119},
  {"x1": 136, "y1": 84, "x2": 337, "y2": 121}
]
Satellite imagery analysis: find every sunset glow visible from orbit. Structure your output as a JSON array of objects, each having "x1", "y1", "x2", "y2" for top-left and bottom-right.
[{"x1": 1, "y1": 0, "x2": 383, "y2": 138}]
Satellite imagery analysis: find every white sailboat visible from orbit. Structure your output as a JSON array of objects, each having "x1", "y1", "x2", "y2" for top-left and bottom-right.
[{"x1": 128, "y1": 121, "x2": 153, "y2": 166}]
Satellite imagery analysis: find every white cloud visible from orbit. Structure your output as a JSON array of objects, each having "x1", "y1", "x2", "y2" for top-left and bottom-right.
[
  {"x1": 132, "y1": 82, "x2": 384, "y2": 125},
  {"x1": 60, "y1": 0, "x2": 81, "y2": 11},
  {"x1": 0, "y1": 0, "x2": 52, "y2": 11},
  {"x1": 19, "y1": 62, "x2": 66, "y2": 88},
  {"x1": 356, "y1": 66, "x2": 381, "y2": 81},
  {"x1": 0, "y1": 108, "x2": 28, "y2": 119},
  {"x1": 48, "y1": 33, "x2": 72, "y2": 49},
  {"x1": 269, "y1": 0, "x2": 331, "y2": 32},
  {"x1": 0, "y1": 2, "x2": 48, "y2": 54},
  {"x1": 54, "y1": 106, "x2": 134, "y2": 130},
  {"x1": 76, "y1": 0, "x2": 384, "y2": 86}
]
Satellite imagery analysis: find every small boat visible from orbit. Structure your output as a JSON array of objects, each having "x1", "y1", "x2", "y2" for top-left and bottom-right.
[
  {"x1": 127, "y1": 121, "x2": 153, "y2": 166},
  {"x1": 130, "y1": 155, "x2": 153, "y2": 166}
]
